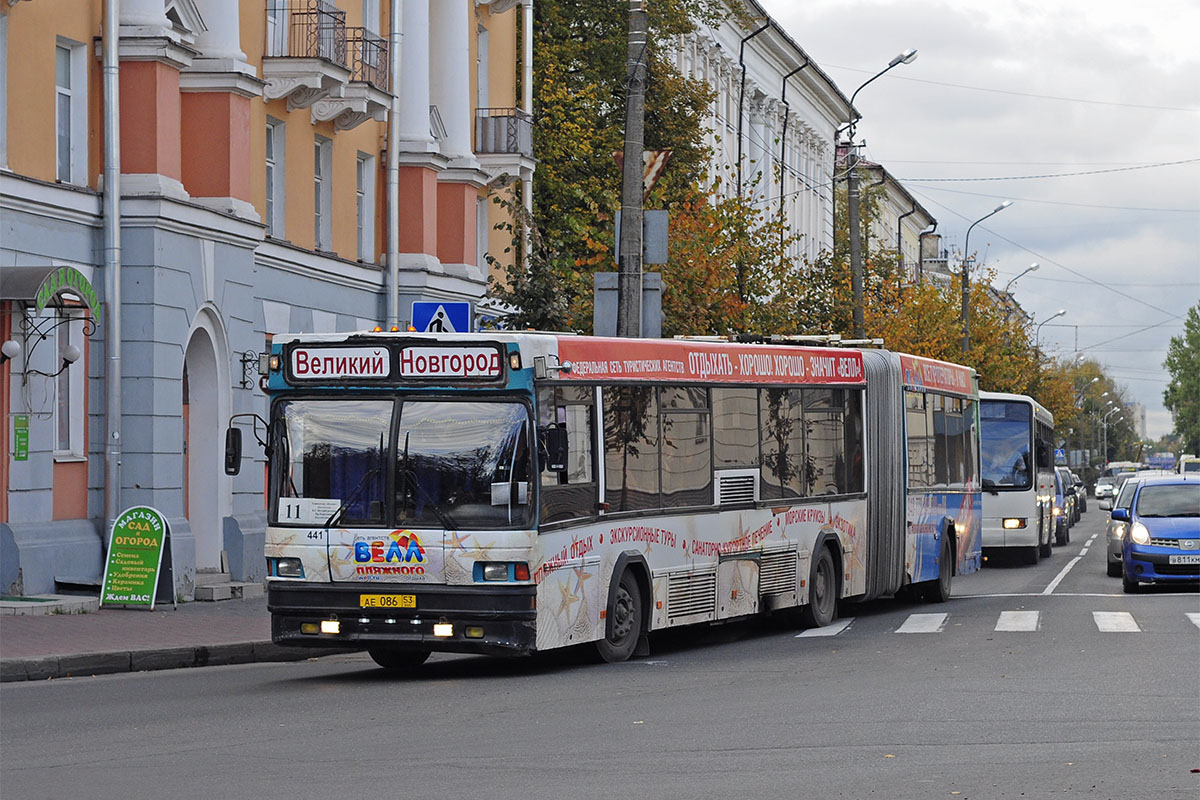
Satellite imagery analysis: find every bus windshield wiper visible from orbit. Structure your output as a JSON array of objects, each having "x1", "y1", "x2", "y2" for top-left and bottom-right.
[
  {"x1": 324, "y1": 468, "x2": 381, "y2": 529},
  {"x1": 398, "y1": 431, "x2": 458, "y2": 530}
]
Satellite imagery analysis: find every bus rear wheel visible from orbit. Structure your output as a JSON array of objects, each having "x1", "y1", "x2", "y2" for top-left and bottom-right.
[
  {"x1": 596, "y1": 572, "x2": 643, "y2": 663},
  {"x1": 368, "y1": 647, "x2": 431, "y2": 672},
  {"x1": 801, "y1": 547, "x2": 838, "y2": 628}
]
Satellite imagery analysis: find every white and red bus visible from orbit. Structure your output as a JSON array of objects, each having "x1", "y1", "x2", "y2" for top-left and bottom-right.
[{"x1": 225, "y1": 332, "x2": 981, "y2": 668}]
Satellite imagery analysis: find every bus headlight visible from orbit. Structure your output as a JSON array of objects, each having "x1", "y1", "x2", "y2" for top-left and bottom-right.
[
  {"x1": 1128, "y1": 522, "x2": 1151, "y2": 546},
  {"x1": 1003, "y1": 518, "x2": 1027, "y2": 529},
  {"x1": 272, "y1": 557, "x2": 304, "y2": 578}
]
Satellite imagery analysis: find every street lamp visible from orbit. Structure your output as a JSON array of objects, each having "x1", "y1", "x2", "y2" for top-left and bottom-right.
[
  {"x1": 1003, "y1": 262, "x2": 1039, "y2": 295},
  {"x1": 1101, "y1": 406, "x2": 1122, "y2": 464},
  {"x1": 847, "y1": 48, "x2": 918, "y2": 339},
  {"x1": 1035, "y1": 308, "x2": 1067, "y2": 350},
  {"x1": 960, "y1": 200, "x2": 1013, "y2": 354}
]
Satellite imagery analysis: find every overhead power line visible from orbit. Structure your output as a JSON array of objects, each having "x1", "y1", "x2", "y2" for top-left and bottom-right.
[{"x1": 900, "y1": 158, "x2": 1200, "y2": 183}]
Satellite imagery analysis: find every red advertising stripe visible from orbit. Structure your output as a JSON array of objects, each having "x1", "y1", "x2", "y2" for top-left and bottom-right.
[
  {"x1": 555, "y1": 337, "x2": 865, "y2": 385},
  {"x1": 898, "y1": 354, "x2": 974, "y2": 395}
]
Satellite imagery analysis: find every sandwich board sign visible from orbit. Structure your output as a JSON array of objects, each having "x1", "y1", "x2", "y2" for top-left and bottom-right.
[
  {"x1": 412, "y1": 301, "x2": 471, "y2": 333},
  {"x1": 100, "y1": 505, "x2": 176, "y2": 610}
]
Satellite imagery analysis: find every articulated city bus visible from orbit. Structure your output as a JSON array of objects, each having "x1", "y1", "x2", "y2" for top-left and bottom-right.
[
  {"x1": 225, "y1": 332, "x2": 981, "y2": 668},
  {"x1": 979, "y1": 391, "x2": 1056, "y2": 564}
]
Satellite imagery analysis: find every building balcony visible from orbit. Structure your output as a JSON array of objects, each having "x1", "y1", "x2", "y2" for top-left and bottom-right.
[
  {"x1": 311, "y1": 27, "x2": 391, "y2": 131},
  {"x1": 262, "y1": 0, "x2": 351, "y2": 110},
  {"x1": 474, "y1": 108, "x2": 535, "y2": 180}
]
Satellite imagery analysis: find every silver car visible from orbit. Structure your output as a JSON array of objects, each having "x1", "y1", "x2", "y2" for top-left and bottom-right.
[
  {"x1": 1095, "y1": 476, "x2": 1117, "y2": 500},
  {"x1": 1102, "y1": 470, "x2": 1176, "y2": 576}
]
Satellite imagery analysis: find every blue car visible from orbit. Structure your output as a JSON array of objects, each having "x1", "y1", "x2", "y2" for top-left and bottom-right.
[{"x1": 1113, "y1": 475, "x2": 1200, "y2": 593}]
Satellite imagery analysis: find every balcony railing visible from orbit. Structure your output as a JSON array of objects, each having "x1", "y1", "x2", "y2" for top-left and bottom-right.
[
  {"x1": 475, "y1": 108, "x2": 533, "y2": 158},
  {"x1": 346, "y1": 27, "x2": 389, "y2": 91},
  {"x1": 266, "y1": 0, "x2": 347, "y2": 65}
]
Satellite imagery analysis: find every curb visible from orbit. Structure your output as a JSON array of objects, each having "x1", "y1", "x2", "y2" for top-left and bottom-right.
[{"x1": 0, "y1": 643, "x2": 360, "y2": 683}]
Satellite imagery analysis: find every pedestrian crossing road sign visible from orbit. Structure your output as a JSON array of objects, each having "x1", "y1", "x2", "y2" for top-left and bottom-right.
[{"x1": 411, "y1": 301, "x2": 471, "y2": 333}]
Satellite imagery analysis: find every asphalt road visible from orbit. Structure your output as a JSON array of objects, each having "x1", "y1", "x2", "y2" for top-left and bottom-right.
[{"x1": 3, "y1": 509, "x2": 1197, "y2": 800}]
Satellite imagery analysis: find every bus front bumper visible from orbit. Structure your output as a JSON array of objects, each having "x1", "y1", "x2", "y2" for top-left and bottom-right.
[{"x1": 268, "y1": 580, "x2": 538, "y2": 656}]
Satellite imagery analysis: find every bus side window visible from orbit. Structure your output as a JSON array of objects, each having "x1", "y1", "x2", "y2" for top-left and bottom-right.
[{"x1": 537, "y1": 386, "x2": 597, "y2": 524}]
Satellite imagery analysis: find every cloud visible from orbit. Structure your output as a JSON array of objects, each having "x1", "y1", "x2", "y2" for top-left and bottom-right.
[{"x1": 758, "y1": 0, "x2": 1200, "y2": 439}]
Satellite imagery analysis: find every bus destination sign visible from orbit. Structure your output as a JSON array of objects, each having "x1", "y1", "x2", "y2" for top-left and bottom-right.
[
  {"x1": 399, "y1": 346, "x2": 502, "y2": 379},
  {"x1": 290, "y1": 347, "x2": 390, "y2": 380}
]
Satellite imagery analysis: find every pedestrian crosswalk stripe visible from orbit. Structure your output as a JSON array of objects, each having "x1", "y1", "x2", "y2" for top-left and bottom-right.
[
  {"x1": 995, "y1": 610, "x2": 1040, "y2": 631},
  {"x1": 1093, "y1": 611, "x2": 1140, "y2": 632},
  {"x1": 1187, "y1": 613, "x2": 1200, "y2": 631},
  {"x1": 896, "y1": 613, "x2": 947, "y2": 633},
  {"x1": 796, "y1": 618, "x2": 854, "y2": 638}
]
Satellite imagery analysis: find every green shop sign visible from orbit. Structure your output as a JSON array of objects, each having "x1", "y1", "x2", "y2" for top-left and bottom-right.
[
  {"x1": 12, "y1": 415, "x2": 29, "y2": 461},
  {"x1": 35, "y1": 266, "x2": 103, "y2": 325},
  {"x1": 101, "y1": 506, "x2": 174, "y2": 610}
]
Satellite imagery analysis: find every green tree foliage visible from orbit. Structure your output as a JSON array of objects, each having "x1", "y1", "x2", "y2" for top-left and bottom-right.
[
  {"x1": 1164, "y1": 302, "x2": 1200, "y2": 454},
  {"x1": 508, "y1": 0, "x2": 721, "y2": 332}
]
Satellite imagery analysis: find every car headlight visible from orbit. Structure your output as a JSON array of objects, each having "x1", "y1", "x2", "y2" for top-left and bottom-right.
[
  {"x1": 1110, "y1": 523, "x2": 1126, "y2": 541},
  {"x1": 1053, "y1": 505, "x2": 1061, "y2": 516},
  {"x1": 1128, "y1": 522, "x2": 1151, "y2": 546}
]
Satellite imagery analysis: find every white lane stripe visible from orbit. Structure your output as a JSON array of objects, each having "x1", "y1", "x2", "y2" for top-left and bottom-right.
[
  {"x1": 995, "y1": 610, "x2": 1040, "y2": 631},
  {"x1": 1080, "y1": 547, "x2": 1090, "y2": 555},
  {"x1": 1093, "y1": 611, "x2": 1140, "y2": 632},
  {"x1": 796, "y1": 618, "x2": 854, "y2": 638},
  {"x1": 1087, "y1": 534, "x2": 1099, "y2": 545},
  {"x1": 896, "y1": 613, "x2": 948, "y2": 633},
  {"x1": 1187, "y1": 613, "x2": 1200, "y2": 631},
  {"x1": 1042, "y1": 556, "x2": 1084, "y2": 595}
]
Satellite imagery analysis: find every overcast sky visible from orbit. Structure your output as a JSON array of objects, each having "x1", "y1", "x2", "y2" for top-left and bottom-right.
[{"x1": 758, "y1": 0, "x2": 1199, "y2": 440}]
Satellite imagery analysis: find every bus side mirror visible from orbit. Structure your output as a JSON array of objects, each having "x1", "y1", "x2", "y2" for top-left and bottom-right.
[
  {"x1": 224, "y1": 427, "x2": 242, "y2": 476},
  {"x1": 543, "y1": 425, "x2": 568, "y2": 473},
  {"x1": 1035, "y1": 441, "x2": 1051, "y2": 469}
]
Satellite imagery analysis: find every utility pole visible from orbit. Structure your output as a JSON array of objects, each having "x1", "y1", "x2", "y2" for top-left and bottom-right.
[
  {"x1": 847, "y1": 146, "x2": 864, "y2": 338},
  {"x1": 616, "y1": 0, "x2": 647, "y2": 338}
]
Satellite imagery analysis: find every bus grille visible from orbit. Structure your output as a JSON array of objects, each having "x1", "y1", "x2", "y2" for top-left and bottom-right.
[
  {"x1": 760, "y1": 549, "x2": 797, "y2": 595},
  {"x1": 668, "y1": 569, "x2": 717, "y2": 620}
]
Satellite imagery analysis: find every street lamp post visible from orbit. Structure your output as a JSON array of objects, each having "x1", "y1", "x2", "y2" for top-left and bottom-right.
[
  {"x1": 1035, "y1": 308, "x2": 1067, "y2": 350},
  {"x1": 847, "y1": 48, "x2": 917, "y2": 339},
  {"x1": 1101, "y1": 405, "x2": 1121, "y2": 464},
  {"x1": 1003, "y1": 262, "x2": 1039, "y2": 295},
  {"x1": 960, "y1": 200, "x2": 1013, "y2": 354}
]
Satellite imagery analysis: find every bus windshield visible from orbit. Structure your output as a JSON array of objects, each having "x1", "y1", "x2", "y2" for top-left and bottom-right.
[
  {"x1": 271, "y1": 398, "x2": 532, "y2": 530},
  {"x1": 980, "y1": 400, "x2": 1032, "y2": 489}
]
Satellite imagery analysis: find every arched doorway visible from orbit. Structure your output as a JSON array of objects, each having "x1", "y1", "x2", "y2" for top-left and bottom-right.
[{"x1": 183, "y1": 311, "x2": 230, "y2": 570}]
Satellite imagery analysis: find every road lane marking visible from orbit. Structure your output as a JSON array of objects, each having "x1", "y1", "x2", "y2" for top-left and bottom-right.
[
  {"x1": 995, "y1": 610, "x2": 1040, "y2": 631},
  {"x1": 1188, "y1": 613, "x2": 1200, "y2": 631},
  {"x1": 1042, "y1": 556, "x2": 1084, "y2": 595},
  {"x1": 896, "y1": 613, "x2": 947, "y2": 633},
  {"x1": 1093, "y1": 611, "x2": 1140, "y2": 632},
  {"x1": 796, "y1": 618, "x2": 854, "y2": 638}
]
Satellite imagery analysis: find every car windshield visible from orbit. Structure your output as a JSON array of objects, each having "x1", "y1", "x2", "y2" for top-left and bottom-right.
[
  {"x1": 1135, "y1": 484, "x2": 1200, "y2": 517},
  {"x1": 1115, "y1": 480, "x2": 1140, "y2": 510},
  {"x1": 980, "y1": 400, "x2": 1032, "y2": 489}
]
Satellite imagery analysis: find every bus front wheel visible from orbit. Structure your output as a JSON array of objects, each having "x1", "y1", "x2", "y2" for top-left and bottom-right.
[
  {"x1": 801, "y1": 547, "x2": 838, "y2": 628},
  {"x1": 596, "y1": 571, "x2": 643, "y2": 663}
]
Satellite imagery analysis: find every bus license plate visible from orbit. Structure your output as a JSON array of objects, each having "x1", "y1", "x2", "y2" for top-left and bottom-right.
[
  {"x1": 360, "y1": 594, "x2": 416, "y2": 609},
  {"x1": 1168, "y1": 555, "x2": 1200, "y2": 565}
]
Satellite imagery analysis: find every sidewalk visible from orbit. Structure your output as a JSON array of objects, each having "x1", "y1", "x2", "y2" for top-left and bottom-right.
[{"x1": 0, "y1": 593, "x2": 353, "y2": 682}]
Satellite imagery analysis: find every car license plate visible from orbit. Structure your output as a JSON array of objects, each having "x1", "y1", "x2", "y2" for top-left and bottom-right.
[
  {"x1": 1167, "y1": 554, "x2": 1200, "y2": 565},
  {"x1": 360, "y1": 594, "x2": 416, "y2": 609}
]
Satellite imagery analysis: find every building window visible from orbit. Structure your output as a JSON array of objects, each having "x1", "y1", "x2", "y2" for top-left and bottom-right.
[
  {"x1": 266, "y1": 118, "x2": 286, "y2": 237},
  {"x1": 362, "y1": 0, "x2": 380, "y2": 33},
  {"x1": 313, "y1": 136, "x2": 332, "y2": 250},
  {"x1": 54, "y1": 310, "x2": 85, "y2": 458},
  {"x1": 55, "y1": 39, "x2": 87, "y2": 185},
  {"x1": 356, "y1": 152, "x2": 375, "y2": 262}
]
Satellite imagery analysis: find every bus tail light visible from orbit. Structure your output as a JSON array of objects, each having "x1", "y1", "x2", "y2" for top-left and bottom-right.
[{"x1": 1003, "y1": 518, "x2": 1027, "y2": 529}]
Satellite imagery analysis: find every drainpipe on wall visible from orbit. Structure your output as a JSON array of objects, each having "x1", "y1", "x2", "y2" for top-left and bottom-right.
[
  {"x1": 735, "y1": 22, "x2": 770, "y2": 199},
  {"x1": 897, "y1": 202, "x2": 916, "y2": 279},
  {"x1": 103, "y1": 0, "x2": 123, "y2": 535},
  {"x1": 386, "y1": 0, "x2": 401, "y2": 329},
  {"x1": 522, "y1": 0, "x2": 533, "y2": 248}
]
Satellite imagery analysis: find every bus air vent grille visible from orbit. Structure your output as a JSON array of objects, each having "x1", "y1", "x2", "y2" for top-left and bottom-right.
[
  {"x1": 667, "y1": 569, "x2": 717, "y2": 620},
  {"x1": 759, "y1": 549, "x2": 797, "y2": 595},
  {"x1": 715, "y1": 469, "x2": 759, "y2": 505}
]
